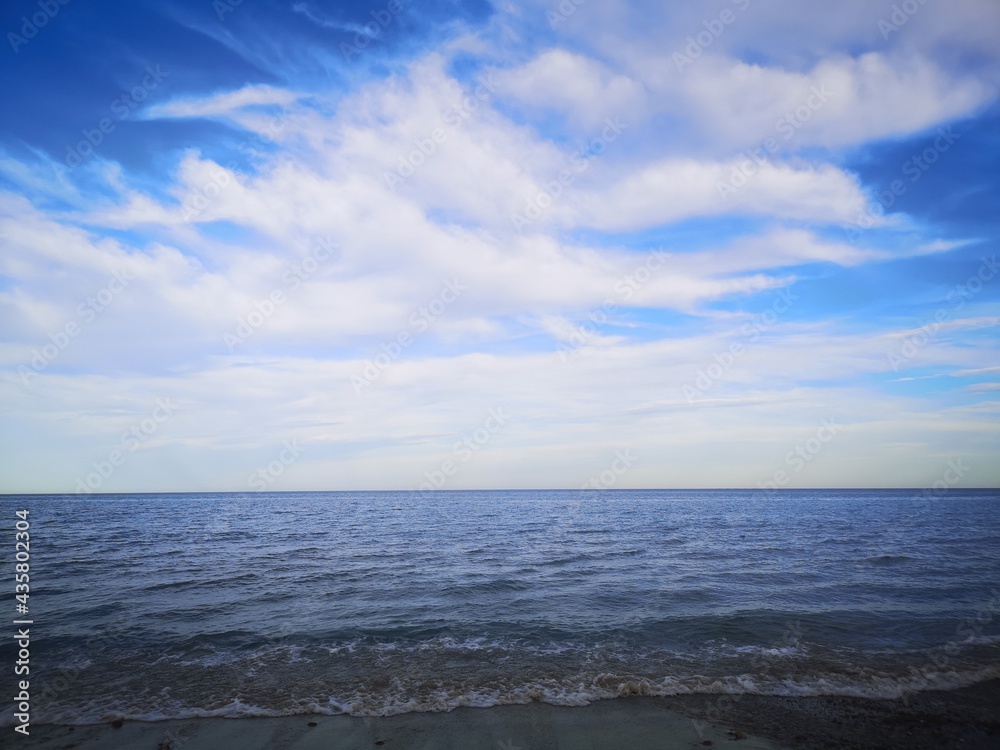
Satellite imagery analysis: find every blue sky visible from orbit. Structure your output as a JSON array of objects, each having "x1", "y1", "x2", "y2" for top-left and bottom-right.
[{"x1": 1, "y1": 0, "x2": 998, "y2": 493}]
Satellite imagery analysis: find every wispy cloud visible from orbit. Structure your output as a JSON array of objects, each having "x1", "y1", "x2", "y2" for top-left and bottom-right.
[
  {"x1": 145, "y1": 85, "x2": 302, "y2": 120},
  {"x1": 291, "y1": 3, "x2": 375, "y2": 35}
]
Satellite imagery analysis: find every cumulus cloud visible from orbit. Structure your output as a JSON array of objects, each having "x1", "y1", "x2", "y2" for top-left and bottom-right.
[
  {"x1": 573, "y1": 158, "x2": 871, "y2": 230},
  {"x1": 492, "y1": 48, "x2": 648, "y2": 128},
  {"x1": 664, "y1": 53, "x2": 993, "y2": 150}
]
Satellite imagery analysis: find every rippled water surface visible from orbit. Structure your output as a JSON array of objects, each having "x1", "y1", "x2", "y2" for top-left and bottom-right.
[{"x1": 1, "y1": 489, "x2": 998, "y2": 724}]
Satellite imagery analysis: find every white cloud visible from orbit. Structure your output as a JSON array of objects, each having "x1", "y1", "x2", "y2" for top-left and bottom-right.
[
  {"x1": 3, "y1": 315, "x2": 998, "y2": 492},
  {"x1": 2, "y1": 3, "x2": 998, "y2": 492},
  {"x1": 665, "y1": 53, "x2": 992, "y2": 150},
  {"x1": 573, "y1": 158, "x2": 871, "y2": 231},
  {"x1": 529, "y1": 0, "x2": 1000, "y2": 80},
  {"x1": 145, "y1": 84, "x2": 302, "y2": 120},
  {"x1": 492, "y1": 48, "x2": 647, "y2": 128}
]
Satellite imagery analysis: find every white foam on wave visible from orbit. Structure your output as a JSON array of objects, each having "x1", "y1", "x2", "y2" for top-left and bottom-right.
[
  {"x1": 8, "y1": 663, "x2": 1000, "y2": 727},
  {"x1": 312, "y1": 635, "x2": 637, "y2": 658},
  {"x1": 959, "y1": 633, "x2": 1000, "y2": 646},
  {"x1": 730, "y1": 644, "x2": 803, "y2": 658},
  {"x1": 176, "y1": 651, "x2": 244, "y2": 668}
]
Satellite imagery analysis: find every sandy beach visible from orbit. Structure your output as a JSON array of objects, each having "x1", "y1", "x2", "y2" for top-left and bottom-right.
[
  {"x1": 662, "y1": 678, "x2": 1000, "y2": 749},
  {"x1": 20, "y1": 698, "x2": 781, "y2": 750},
  {"x1": 19, "y1": 680, "x2": 1000, "y2": 750}
]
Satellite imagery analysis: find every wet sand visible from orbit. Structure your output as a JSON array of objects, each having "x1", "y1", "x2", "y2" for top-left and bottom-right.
[
  {"x1": 16, "y1": 699, "x2": 783, "y2": 750},
  {"x1": 661, "y1": 678, "x2": 1000, "y2": 749},
  {"x1": 19, "y1": 680, "x2": 1000, "y2": 750}
]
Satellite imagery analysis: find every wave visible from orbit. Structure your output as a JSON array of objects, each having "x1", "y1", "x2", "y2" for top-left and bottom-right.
[
  {"x1": 5, "y1": 663, "x2": 999, "y2": 727},
  {"x1": 441, "y1": 579, "x2": 533, "y2": 595}
]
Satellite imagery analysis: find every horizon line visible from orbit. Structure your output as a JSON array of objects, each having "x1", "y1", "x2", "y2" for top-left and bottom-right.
[{"x1": 3, "y1": 487, "x2": 999, "y2": 497}]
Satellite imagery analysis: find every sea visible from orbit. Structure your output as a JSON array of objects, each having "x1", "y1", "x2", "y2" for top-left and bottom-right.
[{"x1": 1, "y1": 489, "x2": 999, "y2": 726}]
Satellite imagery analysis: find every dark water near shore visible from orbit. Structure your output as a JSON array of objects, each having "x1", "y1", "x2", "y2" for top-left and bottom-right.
[{"x1": 1, "y1": 489, "x2": 999, "y2": 725}]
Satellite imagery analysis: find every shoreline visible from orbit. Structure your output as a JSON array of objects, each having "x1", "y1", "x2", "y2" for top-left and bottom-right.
[
  {"x1": 17, "y1": 699, "x2": 782, "y2": 750},
  {"x1": 17, "y1": 680, "x2": 1000, "y2": 750}
]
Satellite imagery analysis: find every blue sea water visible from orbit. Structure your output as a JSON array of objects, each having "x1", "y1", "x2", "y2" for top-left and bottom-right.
[{"x1": 1, "y1": 489, "x2": 999, "y2": 725}]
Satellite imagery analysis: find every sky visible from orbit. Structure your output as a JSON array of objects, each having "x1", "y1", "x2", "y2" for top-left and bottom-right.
[{"x1": 0, "y1": 0, "x2": 998, "y2": 493}]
